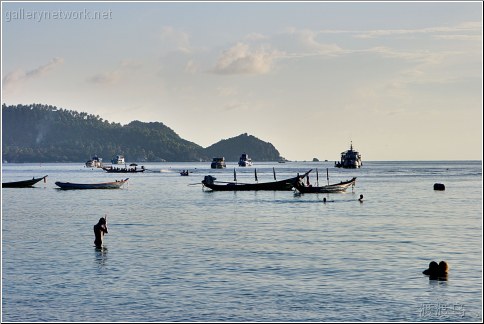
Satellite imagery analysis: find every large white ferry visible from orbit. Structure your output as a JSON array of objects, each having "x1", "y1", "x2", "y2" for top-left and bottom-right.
[{"x1": 335, "y1": 142, "x2": 362, "y2": 168}]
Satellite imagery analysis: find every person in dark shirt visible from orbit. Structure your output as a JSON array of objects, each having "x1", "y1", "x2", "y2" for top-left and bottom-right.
[{"x1": 94, "y1": 217, "x2": 108, "y2": 248}]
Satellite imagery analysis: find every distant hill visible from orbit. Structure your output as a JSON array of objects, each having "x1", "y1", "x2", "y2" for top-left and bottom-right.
[
  {"x1": 1, "y1": 104, "x2": 284, "y2": 163},
  {"x1": 205, "y1": 133, "x2": 282, "y2": 162}
]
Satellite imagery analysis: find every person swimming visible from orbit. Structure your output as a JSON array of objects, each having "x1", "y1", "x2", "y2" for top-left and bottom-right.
[
  {"x1": 423, "y1": 261, "x2": 439, "y2": 275},
  {"x1": 423, "y1": 260, "x2": 449, "y2": 280},
  {"x1": 438, "y1": 261, "x2": 449, "y2": 278},
  {"x1": 358, "y1": 194, "x2": 364, "y2": 202}
]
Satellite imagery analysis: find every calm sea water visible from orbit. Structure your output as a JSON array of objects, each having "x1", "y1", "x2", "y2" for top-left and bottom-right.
[{"x1": 1, "y1": 161, "x2": 482, "y2": 322}]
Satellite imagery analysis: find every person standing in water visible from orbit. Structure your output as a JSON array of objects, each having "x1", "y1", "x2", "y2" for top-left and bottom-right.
[{"x1": 94, "y1": 216, "x2": 108, "y2": 247}]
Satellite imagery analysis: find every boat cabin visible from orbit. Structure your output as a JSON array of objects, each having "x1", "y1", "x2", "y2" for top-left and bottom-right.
[
  {"x1": 111, "y1": 155, "x2": 125, "y2": 164},
  {"x1": 238, "y1": 153, "x2": 253, "y2": 167},
  {"x1": 211, "y1": 157, "x2": 226, "y2": 169}
]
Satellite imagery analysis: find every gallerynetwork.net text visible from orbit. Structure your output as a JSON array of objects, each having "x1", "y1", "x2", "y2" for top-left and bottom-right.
[{"x1": 5, "y1": 8, "x2": 113, "y2": 22}]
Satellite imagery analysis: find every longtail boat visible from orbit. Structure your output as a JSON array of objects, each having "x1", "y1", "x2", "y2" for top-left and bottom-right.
[
  {"x1": 55, "y1": 178, "x2": 129, "y2": 190},
  {"x1": 102, "y1": 166, "x2": 145, "y2": 173},
  {"x1": 295, "y1": 177, "x2": 356, "y2": 193},
  {"x1": 201, "y1": 170, "x2": 311, "y2": 191},
  {"x1": 2, "y1": 175, "x2": 48, "y2": 188}
]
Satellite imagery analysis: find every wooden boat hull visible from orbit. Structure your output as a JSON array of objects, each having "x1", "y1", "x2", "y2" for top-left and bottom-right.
[
  {"x1": 2, "y1": 175, "x2": 48, "y2": 188},
  {"x1": 202, "y1": 170, "x2": 311, "y2": 191},
  {"x1": 102, "y1": 167, "x2": 145, "y2": 173},
  {"x1": 203, "y1": 179, "x2": 295, "y2": 191},
  {"x1": 295, "y1": 177, "x2": 356, "y2": 193},
  {"x1": 55, "y1": 178, "x2": 129, "y2": 190}
]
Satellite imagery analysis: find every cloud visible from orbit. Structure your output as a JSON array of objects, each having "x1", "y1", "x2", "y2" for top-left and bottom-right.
[
  {"x1": 184, "y1": 59, "x2": 199, "y2": 74},
  {"x1": 160, "y1": 26, "x2": 192, "y2": 53},
  {"x1": 87, "y1": 71, "x2": 121, "y2": 85},
  {"x1": 120, "y1": 59, "x2": 143, "y2": 69},
  {"x1": 210, "y1": 42, "x2": 280, "y2": 75},
  {"x1": 87, "y1": 59, "x2": 142, "y2": 85},
  {"x1": 2, "y1": 57, "x2": 64, "y2": 89},
  {"x1": 353, "y1": 21, "x2": 482, "y2": 39},
  {"x1": 363, "y1": 46, "x2": 450, "y2": 64},
  {"x1": 287, "y1": 29, "x2": 344, "y2": 56}
]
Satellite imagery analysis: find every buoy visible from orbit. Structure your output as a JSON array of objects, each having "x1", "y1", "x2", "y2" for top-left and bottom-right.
[{"x1": 433, "y1": 183, "x2": 445, "y2": 191}]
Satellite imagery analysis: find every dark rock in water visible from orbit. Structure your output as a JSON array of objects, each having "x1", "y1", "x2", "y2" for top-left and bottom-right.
[{"x1": 434, "y1": 183, "x2": 445, "y2": 191}]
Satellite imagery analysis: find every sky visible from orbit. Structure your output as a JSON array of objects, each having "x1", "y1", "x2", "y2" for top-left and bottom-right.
[{"x1": 1, "y1": 1, "x2": 482, "y2": 161}]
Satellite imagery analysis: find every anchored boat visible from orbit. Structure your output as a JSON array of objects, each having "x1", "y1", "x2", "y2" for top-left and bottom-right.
[
  {"x1": 210, "y1": 157, "x2": 226, "y2": 169},
  {"x1": 201, "y1": 170, "x2": 311, "y2": 191},
  {"x1": 2, "y1": 175, "x2": 48, "y2": 188},
  {"x1": 335, "y1": 142, "x2": 362, "y2": 168},
  {"x1": 55, "y1": 178, "x2": 129, "y2": 189},
  {"x1": 238, "y1": 153, "x2": 253, "y2": 167}
]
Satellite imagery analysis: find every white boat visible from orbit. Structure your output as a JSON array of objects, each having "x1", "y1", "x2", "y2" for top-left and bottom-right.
[
  {"x1": 238, "y1": 153, "x2": 252, "y2": 167},
  {"x1": 85, "y1": 155, "x2": 103, "y2": 168},
  {"x1": 335, "y1": 142, "x2": 362, "y2": 168},
  {"x1": 111, "y1": 155, "x2": 125, "y2": 164},
  {"x1": 211, "y1": 157, "x2": 226, "y2": 169}
]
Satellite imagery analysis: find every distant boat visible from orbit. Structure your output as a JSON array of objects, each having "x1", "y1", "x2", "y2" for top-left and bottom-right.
[
  {"x1": 238, "y1": 153, "x2": 253, "y2": 167},
  {"x1": 55, "y1": 178, "x2": 129, "y2": 189},
  {"x1": 201, "y1": 170, "x2": 311, "y2": 191},
  {"x1": 2, "y1": 175, "x2": 48, "y2": 188},
  {"x1": 111, "y1": 155, "x2": 125, "y2": 164},
  {"x1": 335, "y1": 142, "x2": 362, "y2": 168},
  {"x1": 102, "y1": 166, "x2": 145, "y2": 173},
  {"x1": 86, "y1": 155, "x2": 103, "y2": 168},
  {"x1": 211, "y1": 157, "x2": 226, "y2": 169}
]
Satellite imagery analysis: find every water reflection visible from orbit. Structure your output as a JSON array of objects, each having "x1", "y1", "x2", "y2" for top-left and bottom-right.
[{"x1": 94, "y1": 246, "x2": 108, "y2": 268}]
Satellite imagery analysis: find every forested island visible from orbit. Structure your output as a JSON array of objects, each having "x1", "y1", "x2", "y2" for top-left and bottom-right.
[{"x1": 2, "y1": 104, "x2": 284, "y2": 163}]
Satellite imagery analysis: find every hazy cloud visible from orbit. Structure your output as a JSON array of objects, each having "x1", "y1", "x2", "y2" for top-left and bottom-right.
[
  {"x1": 2, "y1": 57, "x2": 64, "y2": 88},
  {"x1": 184, "y1": 59, "x2": 199, "y2": 74},
  {"x1": 288, "y1": 29, "x2": 344, "y2": 56},
  {"x1": 120, "y1": 59, "x2": 143, "y2": 69},
  {"x1": 160, "y1": 26, "x2": 192, "y2": 53},
  {"x1": 87, "y1": 71, "x2": 121, "y2": 85},
  {"x1": 87, "y1": 59, "x2": 142, "y2": 85},
  {"x1": 353, "y1": 21, "x2": 482, "y2": 39},
  {"x1": 211, "y1": 42, "x2": 280, "y2": 75}
]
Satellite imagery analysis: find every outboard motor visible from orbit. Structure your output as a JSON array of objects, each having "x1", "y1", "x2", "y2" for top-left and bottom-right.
[{"x1": 203, "y1": 175, "x2": 216, "y2": 185}]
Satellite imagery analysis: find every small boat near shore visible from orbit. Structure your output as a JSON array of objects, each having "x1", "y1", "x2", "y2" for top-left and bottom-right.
[
  {"x1": 55, "y1": 178, "x2": 129, "y2": 190},
  {"x1": 2, "y1": 175, "x2": 48, "y2": 188}
]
